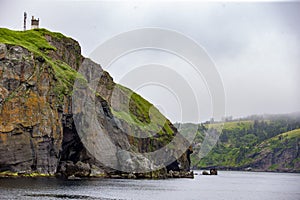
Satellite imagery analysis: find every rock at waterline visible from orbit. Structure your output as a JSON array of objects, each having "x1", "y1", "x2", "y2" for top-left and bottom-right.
[
  {"x1": 202, "y1": 170, "x2": 209, "y2": 175},
  {"x1": 202, "y1": 169, "x2": 218, "y2": 175}
]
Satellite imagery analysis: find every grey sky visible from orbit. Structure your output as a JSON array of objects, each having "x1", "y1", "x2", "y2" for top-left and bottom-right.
[{"x1": 1, "y1": 1, "x2": 299, "y2": 122}]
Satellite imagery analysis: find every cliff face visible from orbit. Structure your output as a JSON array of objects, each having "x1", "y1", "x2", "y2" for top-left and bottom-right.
[
  {"x1": 0, "y1": 43, "x2": 63, "y2": 174},
  {"x1": 246, "y1": 129, "x2": 300, "y2": 172},
  {"x1": 0, "y1": 28, "x2": 192, "y2": 178}
]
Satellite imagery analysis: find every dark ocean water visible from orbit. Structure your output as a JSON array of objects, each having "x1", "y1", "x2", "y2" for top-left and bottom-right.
[{"x1": 0, "y1": 171, "x2": 299, "y2": 200}]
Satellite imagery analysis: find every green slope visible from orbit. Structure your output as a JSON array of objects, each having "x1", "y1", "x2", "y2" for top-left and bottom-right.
[{"x1": 178, "y1": 114, "x2": 300, "y2": 172}]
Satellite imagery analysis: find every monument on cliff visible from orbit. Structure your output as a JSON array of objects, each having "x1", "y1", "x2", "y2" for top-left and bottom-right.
[{"x1": 31, "y1": 16, "x2": 39, "y2": 29}]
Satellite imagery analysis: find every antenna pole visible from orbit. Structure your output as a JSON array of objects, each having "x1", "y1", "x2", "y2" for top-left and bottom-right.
[{"x1": 23, "y1": 12, "x2": 27, "y2": 31}]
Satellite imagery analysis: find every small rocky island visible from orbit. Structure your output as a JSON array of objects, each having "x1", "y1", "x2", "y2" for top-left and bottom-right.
[{"x1": 0, "y1": 28, "x2": 193, "y2": 179}]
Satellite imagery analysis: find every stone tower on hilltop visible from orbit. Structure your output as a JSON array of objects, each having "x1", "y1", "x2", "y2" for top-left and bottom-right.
[{"x1": 31, "y1": 16, "x2": 39, "y2": 29}]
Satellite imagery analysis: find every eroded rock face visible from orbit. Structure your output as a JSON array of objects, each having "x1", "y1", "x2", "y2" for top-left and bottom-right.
[
  {"x1": 0, "y1": 30, "x2": 193, "y2": 178},
  {"x1": 0, "y1": 43, "x2": 62, "y2": 174},
  {"x1": 58, "y1": 161, "x2": 90, "y2": 178},
  {"x1": 0, "y1": 43, "x2": 7, "y2": 60},
  {"x1": 248, "y1": 141, "x2": 300, "y2": 172},
  {"x1": 94, "y1": 64, "x2": 192, "y2": 173}
]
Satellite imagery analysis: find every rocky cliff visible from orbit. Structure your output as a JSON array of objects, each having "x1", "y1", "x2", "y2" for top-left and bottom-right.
[
  {"x1": 245, "y1": 129, "x2": 300, "y2": 172},
  {"x1": 0, "y1": 28, "x2": 193, "y2": 178}
]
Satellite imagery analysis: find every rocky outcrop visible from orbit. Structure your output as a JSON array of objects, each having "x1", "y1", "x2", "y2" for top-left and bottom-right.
[
  {"x1": 245, "y1": 134, "x2": 300, "y2": 173},
  {"x1": 0, "y1": 28, "x2": 193, "y2": 178},
  {"x1": 0, "y1": 44, "x2": 62, "y2": 175}
]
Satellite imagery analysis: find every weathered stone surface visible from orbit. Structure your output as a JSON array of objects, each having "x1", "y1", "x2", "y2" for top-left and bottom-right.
[
  {"x1": 117, "y1": 149, "x2": 157, "y2": 172},
  {"x1": 0, "y1": 44, "x2": 62, "y2": 175},
  {"x1": 59, "y1": 161, "x2": 90, "y2": 178},
  {"x1": 0, "y1": 43, "x2": 7, "y2": 60},
  {"x1": 0, "y1": 86, "x2": 8, "y2": 103},
  {"x1": 44, "y1": 34, "x2": 82, "y2": 71},
  {"x1": 90, "y1": 164, "x2": 106, "y2": 177}
]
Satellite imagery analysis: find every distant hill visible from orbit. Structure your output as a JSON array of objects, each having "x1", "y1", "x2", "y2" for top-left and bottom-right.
[{"x1": 176, "y1": 113, "x2": 300, "y2": 172}]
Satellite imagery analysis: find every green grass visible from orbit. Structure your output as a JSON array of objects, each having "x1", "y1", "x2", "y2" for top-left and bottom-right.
[
  {"x1": 261, "y1": 128, "x2": 300, "y2": 147},
  {"x1": 114, "y1": 84, "x2": 174, "y2": 135},
  {"x1": 112, "y1": 109, "x2": 139, "y2": 126},
  {"x1": 281, "y1": 128, "x2": 300, "y2": 139},
  {"x1": 269, "y1": 164, "x2": 279, "y2": 170},
  {"x1": 0, "y1": 171, "x2": 52, "y2": 177},
  {"x1": 52, "y1": 60, "x2": 86, "y2": 101},
  {"x1": 0, "y1": 28, "x2": 56, "y2": 53},
  {"x1": 34, "y1": 28, "x2": 68, "y2": 40},
  {"x1": 115, "y1": 84, "x2": 154, "y2": 124},
  {"x1": 207, "y1": 120, "x2": 253, "y2": 131}
]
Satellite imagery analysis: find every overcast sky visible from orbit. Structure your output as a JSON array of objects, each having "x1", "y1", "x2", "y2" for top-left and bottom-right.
[{"x1": 1, "y1": 1, "x2": 299, "y2": 122}]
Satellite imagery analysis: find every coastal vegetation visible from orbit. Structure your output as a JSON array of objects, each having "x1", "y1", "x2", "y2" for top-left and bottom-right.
[{"x1": 177, "y1": 113, "x2": 300, "y2": 172}]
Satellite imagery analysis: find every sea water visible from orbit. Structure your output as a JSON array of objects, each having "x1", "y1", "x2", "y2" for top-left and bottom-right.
[{"x1": 0, "y1": 171, "x2": 299, "y2": 200}]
